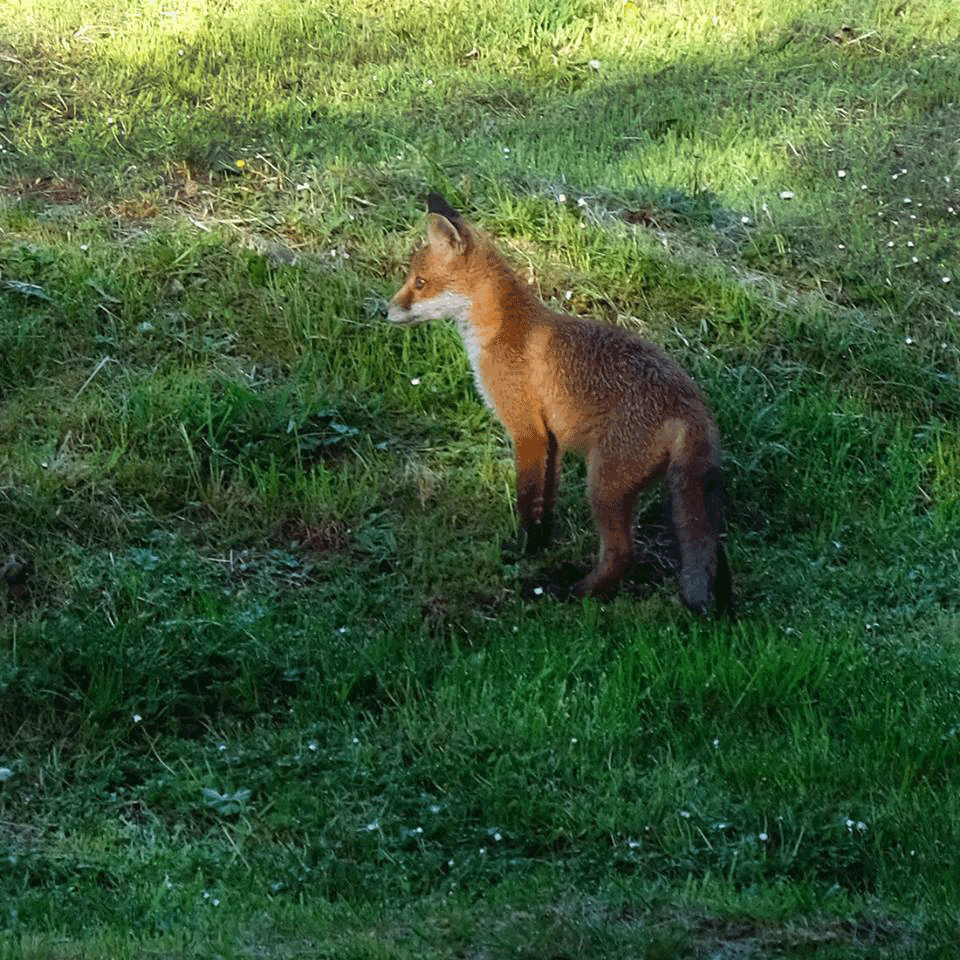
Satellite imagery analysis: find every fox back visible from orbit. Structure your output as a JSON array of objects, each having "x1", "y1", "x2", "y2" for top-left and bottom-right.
[{"x1": 389, "y1": 195, "x2": 733, "y2": 616}]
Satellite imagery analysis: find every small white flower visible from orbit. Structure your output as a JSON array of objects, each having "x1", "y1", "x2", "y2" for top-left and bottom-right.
[
  {"x1": 564, "y1": 290, "x2": 572, "y2": 300},
  {"x1": 943, "y1": 276, "x2": 952, "y2": 284},
  {"x1": 905, "y1": 337, "x2": 913, "y2": 345},
  {"x1": 308, "y1": 740, "x2": 318, "y2": 751},
  {"x1": 887, "y1": 241, "x2": 895, "y2": 247},
  {"x1": 577, "y1": 197, "x2": 587, "y2": 207},
  {"x1": 429, "y1": 804, "x2": 442, "y2": 814},
  {"x1": 759, "y1": 832, "x2": 768, "y2": 842},
  {"x1": 588, "y1": 59, "x2": 601, "y2": 71},
  {"x1": 557, "y1": 193, "x2": 566, "y2": 203},
  {"x1": 903, "y1": 197, "x2": 912, "y2": 204},
  {"x1": 680, "y1": 810, "x2": 691, "y2": 819},
  {"x1": 80, "y1": 243, "x2": 89, "y2": 251},
  {"x1": 132, "y1": 714, "x2": 142, "y2": 724},
  {"x1": 779, "y1": 190, "x2": 795, "y2": 200},
  {"x1": 837, "y1": 169, "x2": 847, "y2": 178},
  {"x1": 837, "y1": 244, "x2": 845, "y2": 250},
  {"x1": 712, "y1": 738, "x2": 720, "y2": 748},
  {"x1": 366, "y1": 819, "x2": 379, "y2": 831},
  {"x1": 217, "y1": 743, "x2": 227, "y2": 752},
  {"x1": 493, "y1": 832, "x2": 502, "y2": 841},
  {"x1": 533, "y1": 586, "x2": 544, "y2": 595},
  {"x1": 912, "y1": 256, "x2": 919, "y2": 263},
  {"x1": 0, "y1": 767, "x2": 13, "y2": 782},
  {"x1": 861, "y1": 184, "x2": 868, "y2": 190},
  {"x1": 570, "y1": 737, "x2": 578, "y2": 744},
  {"x1": 907, "y1": 241, "x2": 914, "y2": 247},
  {"x1": 410, "y1": 377, "x2": 421, "y2": 386}
]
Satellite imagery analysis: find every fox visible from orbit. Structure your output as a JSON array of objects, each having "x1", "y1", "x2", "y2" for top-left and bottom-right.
[{"x1": 388, "y1": 194, "x2": 733, "y2": 617}]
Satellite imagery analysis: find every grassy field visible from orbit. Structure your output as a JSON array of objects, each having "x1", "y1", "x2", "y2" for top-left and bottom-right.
[{"x1": 1, "y1": 0, "x2": 959, "y2": 956}]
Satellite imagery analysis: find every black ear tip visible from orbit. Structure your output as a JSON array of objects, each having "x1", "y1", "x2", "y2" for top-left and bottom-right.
[{"x1": 426, "y1": 193, "x2": 462, "y2": 221}]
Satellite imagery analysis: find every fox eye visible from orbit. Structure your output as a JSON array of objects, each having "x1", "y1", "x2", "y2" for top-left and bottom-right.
[{"x1": 414, "y1": 277, "x2": 425, "y2": 290}]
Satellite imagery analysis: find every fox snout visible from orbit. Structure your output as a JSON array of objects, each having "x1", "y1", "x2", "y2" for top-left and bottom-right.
[{"x1": 387, "y1": 285, "x2": 420, "y2": 326}]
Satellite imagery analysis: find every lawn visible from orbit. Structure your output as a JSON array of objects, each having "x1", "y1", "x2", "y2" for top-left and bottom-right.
[{"x1": 1, "y1": 1, "x2": 959, "y2": 956}]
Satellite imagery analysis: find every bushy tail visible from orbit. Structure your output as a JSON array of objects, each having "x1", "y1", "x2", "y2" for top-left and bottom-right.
[{"x1": 670, "y1": 461, "x2": 735, "y2": 618}]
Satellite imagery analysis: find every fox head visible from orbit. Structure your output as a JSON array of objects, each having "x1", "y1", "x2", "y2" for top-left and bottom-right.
[{"x1": 388, "y1": 194, "x2": 475, "y2": 327}]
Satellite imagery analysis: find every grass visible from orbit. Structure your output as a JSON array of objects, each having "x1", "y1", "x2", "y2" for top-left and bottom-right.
[{"x1": 1, "y1": 0, "x2": 959, "y2": 956}]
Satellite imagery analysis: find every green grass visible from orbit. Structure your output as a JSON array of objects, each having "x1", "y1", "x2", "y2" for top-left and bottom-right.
[{"x1": 1, "y1": 0, "x2": 960, "y2": 956}]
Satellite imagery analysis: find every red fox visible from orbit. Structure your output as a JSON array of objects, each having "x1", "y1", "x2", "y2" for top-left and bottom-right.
[{"x1": 389, "y1": 194, "x2": 733, "y2": 617}]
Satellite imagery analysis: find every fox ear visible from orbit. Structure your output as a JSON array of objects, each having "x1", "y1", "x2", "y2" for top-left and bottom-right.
[
  {"x1": 426, "y1": 213, "x2": 466, "y2": 255},
  {"x1": 426, "y1": 193, "x2": 463, "y2": 222}
]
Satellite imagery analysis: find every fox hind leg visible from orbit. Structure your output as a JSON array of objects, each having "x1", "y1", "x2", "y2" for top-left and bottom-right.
[{"x1": 571, "y1": 452, "x2": 640, "y2": 600}]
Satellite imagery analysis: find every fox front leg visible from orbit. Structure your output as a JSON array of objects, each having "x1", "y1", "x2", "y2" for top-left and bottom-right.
[{"x1": 512, "y1": 429, "x2": 558, "y2": 555}]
